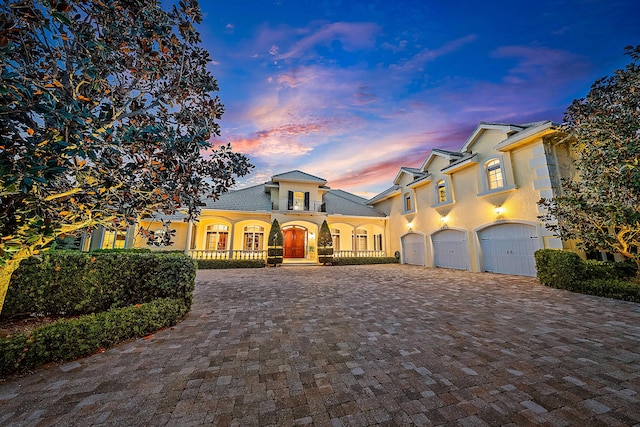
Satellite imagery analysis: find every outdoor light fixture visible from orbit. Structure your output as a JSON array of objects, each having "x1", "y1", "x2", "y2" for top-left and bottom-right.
[
  {"x1": 440, "y1": 215, "x2": 448, "y2": 224},
  {"x1": 494, "y1": 205, "x2": 504, "y2": 218},
  {"x1": 407, "y1": 222, "x2": 413, "y2": 232}
]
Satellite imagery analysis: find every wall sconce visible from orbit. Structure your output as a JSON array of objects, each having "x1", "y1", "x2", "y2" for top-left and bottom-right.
[
  {"x1": 407, "y1": 222, "x2": 413, "y2": 232},
  {"x1": 494, "y1": 205, "x2": 504, "y2": 218},
  {"x1": 440, "y1": 215, "x2": 448, "y2": 226},
  {"x1": 309, "y1": 232, "x2": 315, "y2": 239}
]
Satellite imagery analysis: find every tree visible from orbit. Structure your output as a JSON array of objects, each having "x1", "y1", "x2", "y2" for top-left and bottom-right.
[
  {"x1": 266, "y1": 219, "x2": 283, "y2": 266},
  {"x1": 539, "y1": 45, "x2": 640, "y2": 272},
  {"x1": 317, "y1": 220, "x2": 333, "y2": 265},
  {"x1": 0, "y1": 0, "x2": 253, "y2": 312}
]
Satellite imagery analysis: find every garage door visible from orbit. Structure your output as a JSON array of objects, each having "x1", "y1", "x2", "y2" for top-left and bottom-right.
[
  {"x1": 432, "y1": 229, "x2": 470, "y2": 270},
  {"x1": 478, "y1": 223, "x2": 540, "y2": 276},
  {"x1": 401, "y1": 233, "x2": 426, "y2": 266}
]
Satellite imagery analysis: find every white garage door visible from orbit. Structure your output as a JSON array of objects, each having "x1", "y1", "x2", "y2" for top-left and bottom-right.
[
  {"x1": 478, "y1": 223, "x2": 540, "y2": 277},
  {"x1": 432, "y1": 229, "x2": 470, "y2": 270},
  {"x1": 401, "y1": 233, "x2": 426, "y2": 266}
]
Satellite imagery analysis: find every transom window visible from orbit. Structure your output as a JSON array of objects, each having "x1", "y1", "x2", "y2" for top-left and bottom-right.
[
  {"x1": 486, "y1": 159, "x2": 505, "y2": 190},
  {"x1": 206, "y1": 224, "x2": 228, "y2": 251},
  {"x1": 244, "y1": 225, "x2": 264, "y2": 251},
  {"x1": 436, "y1": 179, "x2": 447, "y2": 203}
]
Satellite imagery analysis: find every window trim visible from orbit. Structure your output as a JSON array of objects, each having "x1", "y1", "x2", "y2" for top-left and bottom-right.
[
  {"x1": 403, "y1": 191, "x2": 415, "y2": 214},
  {"x1": 485, "y1": 158, "x2": 505, "y2": 191}
]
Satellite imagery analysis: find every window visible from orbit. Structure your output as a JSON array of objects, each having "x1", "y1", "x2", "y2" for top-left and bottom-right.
[
  {"x1": 206, "y1": 224, "x2": 228, "y2": 251},
  {"x1": 288, "y1": 191, "x2": 310, "y2": 210},
  {"x1": 374, "y1": 234, "x2": 383, "y2": 251},
  {"x1": 102, "y1": 229, "x2": 126, "y2": 249},
  {"x1": 486, "y1": 159, "x2": 505, "y2": 190},
  {"x1": 404, "y1": 192, "x2": 413, "y2": 212},
  {"x1": 436, "y1": 179, "x2": 447, "y2": 203},
  {"x1": 355, "y1": 229, "x2": 367, "y2": 251},
  {"x1": 331, "y1": 228, "x2": 341, "y2": 250},
  {"x1": 243, "y1": 225, "x2": 264, "y2": 251}
]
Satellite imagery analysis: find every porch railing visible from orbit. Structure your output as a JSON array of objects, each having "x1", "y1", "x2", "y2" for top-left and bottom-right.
[
  {"x1": 187, "y1": 250, "x2": 267, "y2": 260},
  {"x1": 334, "y1": 250, "x2": 387, "y2": 258}
]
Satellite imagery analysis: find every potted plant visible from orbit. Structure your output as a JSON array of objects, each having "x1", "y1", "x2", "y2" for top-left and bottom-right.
[
  {"x1": 317, "y1": 220, "x2": 333, "y2": 265},
  {"x1": 267, "y1": 219, "x2": 284, "y2": 266}
]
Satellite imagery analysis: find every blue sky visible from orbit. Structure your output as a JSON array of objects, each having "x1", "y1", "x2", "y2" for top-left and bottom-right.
[{"x1": 195, "y1": 0, "x2": 640, "y2": 197}]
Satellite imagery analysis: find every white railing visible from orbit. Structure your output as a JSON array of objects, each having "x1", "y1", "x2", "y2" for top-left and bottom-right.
[
  {"x1": 187, "y1": 250, "x2": 267, "y2": 260},
  {"x1": 334, "y1": 250, "x2": 387, "y2": 258}
]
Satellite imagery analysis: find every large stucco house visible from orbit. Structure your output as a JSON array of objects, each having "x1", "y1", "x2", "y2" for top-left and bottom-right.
[
  {"x1": 86, "y1": 120, "x2": 574, "y2": 276},
  {"x1": 368, "y1": 120, "x2": 573, "y2": 276}
]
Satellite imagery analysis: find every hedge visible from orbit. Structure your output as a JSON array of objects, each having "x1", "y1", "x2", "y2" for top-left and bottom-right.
[
  {"x1": 534, "y1": 249, "x2": 640, "y2": 302},
  {"x1": 332, "y1": 256, "x2": 399, "y2": 266},
  {"x1": 1, "y1": 298, "x2": 188, "y2": 377},
  {"x1": 196, "y1": 259, "x2": 266, "y2": 269},
  {"x1": 2, "y1": 251, "x2": 196, "y2": 318}
]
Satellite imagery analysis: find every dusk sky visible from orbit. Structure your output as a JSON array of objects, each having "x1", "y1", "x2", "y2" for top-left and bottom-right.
[{"x1": 195, "y1": 0, "x2": 640, "y2": 197}]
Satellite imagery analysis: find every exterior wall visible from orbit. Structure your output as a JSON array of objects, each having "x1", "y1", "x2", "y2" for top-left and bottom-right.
[
  {"x1": 372, "y1": 127, "x2": 566, "y2": 273},
  {"x1": 275, "y1": 181, "x2": 324, "y2": 212}
]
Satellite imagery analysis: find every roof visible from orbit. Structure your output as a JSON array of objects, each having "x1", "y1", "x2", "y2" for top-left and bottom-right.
[
  {"x1": 367, "y1": 185, "x2": 401, "y2": 205},
  {"x1": 271, "y1": 170, "x2": 327, "y2": 184},
  {"x1": 494, "y1": 120, "x2": 560, "y2": 151},
  {"x1": 393, "y1": 167, "x2": 427, "y2": 185},
  {"x1": 323, "y1": 190, "x2": 386, "y2": 217},
  {"x1": 203, "y1": 184, "x2": 272, "y2": 211}
]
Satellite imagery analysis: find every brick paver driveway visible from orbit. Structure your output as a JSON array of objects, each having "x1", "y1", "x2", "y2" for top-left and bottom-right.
[{"x1": 1, "y1": 265, "x2": 640, "y2": 426}]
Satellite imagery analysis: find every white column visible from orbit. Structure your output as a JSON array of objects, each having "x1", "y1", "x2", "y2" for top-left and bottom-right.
[{"x1": 184, "y1": 220, "x2": 193, "y2": 254}]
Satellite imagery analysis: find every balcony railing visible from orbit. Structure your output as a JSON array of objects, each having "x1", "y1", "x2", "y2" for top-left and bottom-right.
[
  {"x1": 187, "y1": 250, "x2": 267, "y2": 260},
  {"x1": 334, "y1": 250, "x2": 387, "y2": 258}
]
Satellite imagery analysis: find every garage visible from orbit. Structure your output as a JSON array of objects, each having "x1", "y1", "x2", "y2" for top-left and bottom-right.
[
  {"x1": 401, "y1": 233, "x2": 426, "y2": 266},
  {"x1": 432, "y1": 229, "x2": 470, "y2": 270},
  {"x1": 478, "y1": 223, "x2": 540, "y2": 277}
]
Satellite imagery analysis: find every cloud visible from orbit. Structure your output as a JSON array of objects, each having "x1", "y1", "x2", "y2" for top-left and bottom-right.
[
  {"x1": 391, "y1": 34, "x2": 478, "y2": 72},
  {"x1": 276, "y1": 22, "x2": 380, "y2": 60}
]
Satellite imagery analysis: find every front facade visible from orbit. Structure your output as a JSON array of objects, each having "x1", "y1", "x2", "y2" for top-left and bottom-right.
[
  {"x1": 86, "y1": 120, "x2": 574, "y2": 275},
  {"x1": 368, "y1": 121, "x2": 573, "y2": 276},
  {"x1": 134, "y1": 171, "x2": 388, "y2": 264}
]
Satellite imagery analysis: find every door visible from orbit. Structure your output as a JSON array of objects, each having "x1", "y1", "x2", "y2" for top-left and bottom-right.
[
  {"x1": 478, "y1": 223, "x2": 540, "y2": 276},
  {"x1": 401, "y1": 233, "x2": 426, "y2": 266},
  {"x1": 432, "y1": 229, "x2": 470, "y2": 270},
  {"x1": 284, "y1": 227, "x2": 306, "y2": 258}
]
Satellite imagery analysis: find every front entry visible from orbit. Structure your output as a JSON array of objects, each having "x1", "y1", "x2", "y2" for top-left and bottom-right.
[{"x1": 283, "y1": 226, "x2": 306, "y2": 258}]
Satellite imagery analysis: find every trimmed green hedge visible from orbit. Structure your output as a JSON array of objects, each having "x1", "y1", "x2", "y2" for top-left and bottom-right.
[
  {"x1": 2, "y1": 252, "x2": 196, "y2": 318},
  {"x1": 1, "y1": 298, "x2": 188, "y2": 377},
  {"x1": 332, "y1": 256, "x2": 399, "y2": 266},
  {"x1": 196, "y1": 259, "x2": 265, "y2": 269},
  {"x1": 535, "y1": 249, "x2": 640, "y2": 302}
]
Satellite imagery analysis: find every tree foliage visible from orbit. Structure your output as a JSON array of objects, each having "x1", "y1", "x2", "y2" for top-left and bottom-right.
[
  {"x1": 267, "y1": 219, "x2": 283, "y2": 247},
  {"x1": 318, "y1": 219, "x2": 332, "y2": 248},
  {"x1": 539, "y1": 45, "x2": 640, "y2": 270},
  {"x1": 0, "y1": 0, "x2": 253, "y2": 311}
]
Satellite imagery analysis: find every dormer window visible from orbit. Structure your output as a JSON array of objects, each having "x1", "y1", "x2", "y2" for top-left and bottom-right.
[
  {"x1": 288, "y1": 191, "x2": 310, "y2": 211},
  {"x1": 437, "y1": 179, "x2": 447, "y2": 203},
  {"x1": 486, "y1": 159, "x2": 505, "y2": 190}
]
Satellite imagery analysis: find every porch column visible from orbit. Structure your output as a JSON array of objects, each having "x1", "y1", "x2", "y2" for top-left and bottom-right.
[
  {"x1": 229, "y1": 222, "x2": 236, "y2": 259},
  {"x1": 184, "y1": 220, "x2": 193, "y2": 254},
  {"x1": 352, "y1": 226, "x2": 357, "y2": 257}
]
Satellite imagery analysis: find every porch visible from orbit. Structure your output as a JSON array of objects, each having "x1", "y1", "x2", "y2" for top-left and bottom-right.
[{"x1": 186, "y1": 249, "x2": 388, "y2": 261}]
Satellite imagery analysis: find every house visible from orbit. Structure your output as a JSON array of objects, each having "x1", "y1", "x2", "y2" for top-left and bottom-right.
[
  {"x1": 367, "y1": 120, "x2": 573, "y2": 276},
  {"x1": 119, "y1": 170, "x2": 389, "y2": 264}
]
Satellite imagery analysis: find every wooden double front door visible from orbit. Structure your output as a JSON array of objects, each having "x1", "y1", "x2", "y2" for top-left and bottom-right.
[{"x1": 283, "y1": 226, "x2": 306, "y2": 258}]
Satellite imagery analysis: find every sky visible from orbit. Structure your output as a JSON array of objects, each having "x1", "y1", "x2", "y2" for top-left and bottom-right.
[{"x1": 194, "y1": 0, "x2": 640, "y2": 197}]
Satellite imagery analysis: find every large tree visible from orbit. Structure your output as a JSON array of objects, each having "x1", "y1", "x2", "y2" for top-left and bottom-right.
[
  {"x1": 539, "y1": 45, "x2": 640, "y2": 271},
  {"x1": 0, "y1": 0, "x2": 252, "y2": 312}
]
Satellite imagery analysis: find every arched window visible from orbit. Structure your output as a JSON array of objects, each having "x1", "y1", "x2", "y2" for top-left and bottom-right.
[
  {"x1": 331, "y1": 228, "x2": 341, "y2": 250},
  {"x1": 486, "y1": 159, "x2": 505, "y2": 190},
  {"x1": 206, "y1": 224, "x2": 229, "y2": 251},
  {"x1": 244, "y1": 225, "x2": 264, "y2": 251},
  {"x1": 436, "y1": 179, "x2": 447, "y2": 203}
]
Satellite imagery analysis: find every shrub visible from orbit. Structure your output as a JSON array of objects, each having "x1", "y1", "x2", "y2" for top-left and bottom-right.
[
  {"x1": 267, "y1": 248, "x2": 283, "y2": 267},
  {"x1": 578, "y1": 279, "x2": 640, "y2": 303},
  {"x1": 1, "y1": 298, "x2": 188, "y2": 377},
  {"x1": 2, "y1": 252, "x2": 196, "y2": 318},
  {"x1": 196, "y1": 259, "x2": 265, "y2": 269},
  {"x1": 534, "y1": 249, "x2": 585, "y2": 289},
  {"x1": 332, "y1": 257, "x2": 399, "y2": 266}
]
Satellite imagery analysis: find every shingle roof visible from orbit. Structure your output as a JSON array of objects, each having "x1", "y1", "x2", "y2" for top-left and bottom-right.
[
  {"x1": 202, "y1": 184, "x2": 272, "y2": 211},
  {"x1": 271, "y1": 170, "x2": 327, "y2": 183},
  {"x1": 367, "y1": 185, "x2": 401, "y2": 204},
  {"x1": 323, "y1": 190, "x2": 386, "y2": 217}
]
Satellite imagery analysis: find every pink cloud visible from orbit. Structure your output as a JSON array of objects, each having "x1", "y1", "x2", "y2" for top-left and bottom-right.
[{"x1": 391, "y1": 34, "x2": 478, "y2": 72}]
